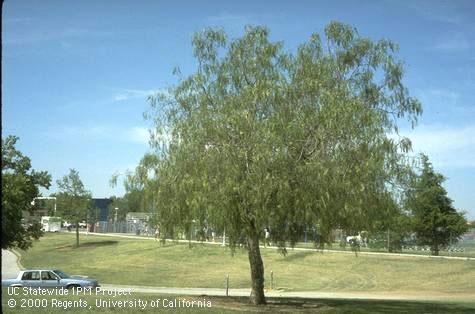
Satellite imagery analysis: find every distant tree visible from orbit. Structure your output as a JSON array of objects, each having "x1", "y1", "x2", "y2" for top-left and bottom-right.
[
  {"x1": 369, "y1": 211, "x2": 413, "y2": 253},
  {"x1": 109, "y1": 190, "x2": 147, "y2": 219},
  {"x1": 56, "y1": 169, "x2": 91, "y2": 247},
  {"x1": 405, "y1": 155, "x2": 468, "y2": 255},
  {"x1": 108, "y1": 196, "x2": 128, "y2": 221},
  {"x1": 142, "y1": 22, "x2": 421, "y2": 304},
  {"x1": 2, "y1": 135, "x2": 51, "y2": 250},
  {"x1": 110, "y1": 153, "x2": 160, "y2": 220},
  {"x1": 366, "y1": 190, "x2": 415, "y2": 253}
]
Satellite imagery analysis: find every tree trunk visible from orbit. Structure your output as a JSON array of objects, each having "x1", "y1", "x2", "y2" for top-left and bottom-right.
[
  {"x1": 432, "y1": 242, "x2": 439, "y2": 256},
  {"x1": 247, "y1": 229, "x2": 266, "y2": 305},
  {"x1": 75, "y1": 220, "x2": 80, "y2": 247},
  {"x1": 387, "y1": 228, "x2": 392, "y2": 253}
]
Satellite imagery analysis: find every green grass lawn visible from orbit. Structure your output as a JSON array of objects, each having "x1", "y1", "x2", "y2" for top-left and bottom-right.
[
  {"x1": 3, "y1": 289, "x2": 475, "y2": 314},
  {"x1": 16, "y1": 233, "x2": 475, "y2": 299},
  {"x1": 133, "y1": 233, "x2": 475, "y2": 258}
]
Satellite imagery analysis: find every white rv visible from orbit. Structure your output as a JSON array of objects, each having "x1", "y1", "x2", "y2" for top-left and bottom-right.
[{"x1": 41, "y1": 216, "x2": 62, "y2": 232}]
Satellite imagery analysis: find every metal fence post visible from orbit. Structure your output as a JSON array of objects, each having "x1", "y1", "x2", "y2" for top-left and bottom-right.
[
  {"x1": 270, "y1": 270, "x2": 273, "y2": 290},
  {"x1": 226, "y1": 274, "x2": 229, "y2": 296}
]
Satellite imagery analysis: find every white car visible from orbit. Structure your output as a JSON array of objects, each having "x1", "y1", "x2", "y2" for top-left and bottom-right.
[{"x1": 2, "y1": 270, "x2": 100, "y2": 289}]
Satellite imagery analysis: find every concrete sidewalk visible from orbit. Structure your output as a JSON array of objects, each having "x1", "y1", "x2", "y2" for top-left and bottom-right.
[{"x1": 99, "y1": 284, "x2": 473, "y2": 302}]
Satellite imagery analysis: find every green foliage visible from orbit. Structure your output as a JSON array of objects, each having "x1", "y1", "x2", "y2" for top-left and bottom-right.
[
  {"x1": 109, "y1": 153, "x2": 161, "y2": 221},
  {"x1": 146, "y1": 22, "x2": 420, "y2": 248},
  {"x1": 141, "y1": 22, "x2": 422, "y2": 303},
  {"x1": 1, "y1": 135, "x2": 51, "y2": 250},
  {"x1": 367, "y1": 196, "x2": 414, "y2": 252},
  {"x1": 56, "y1": 169, "x2": 91, "y2": 219},
  {"x1": 108, "y1": 196, "x2": 128, "y2": 221},
  {"x1": 405, "y1": 154, "x2": 468, "y2": 255}
]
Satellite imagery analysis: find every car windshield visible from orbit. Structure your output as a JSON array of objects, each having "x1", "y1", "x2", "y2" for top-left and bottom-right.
[{"x1": 53, "y1": 270, "x2": 70, "y2": 279}]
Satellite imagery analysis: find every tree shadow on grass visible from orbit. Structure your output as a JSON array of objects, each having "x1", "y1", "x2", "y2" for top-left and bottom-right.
[
  {"x1": 213, "y1": 296, "x2": 475, "y2": 313},
  {"x1": 280, "y1": 251, "x2": 314, "y2": 262},
  {"x1": 55, "y1": 241, "x2": 118, "y2": 250}
]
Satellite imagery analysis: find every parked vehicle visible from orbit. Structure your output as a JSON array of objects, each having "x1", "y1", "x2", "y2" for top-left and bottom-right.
[
  {"x1": 64, "y1": 221, "x2": 87, "y2": 229},
  {"x1": 1, "y1": 270, "x2": 100, "y2": 289},
  {"x1": 41, "y1": 217, "x2": 61, "y2": 232}
]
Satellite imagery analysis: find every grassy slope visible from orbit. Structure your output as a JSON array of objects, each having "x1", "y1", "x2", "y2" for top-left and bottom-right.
[{"x1": 18, "y1": 233, "x2": 475, "y2": 296}]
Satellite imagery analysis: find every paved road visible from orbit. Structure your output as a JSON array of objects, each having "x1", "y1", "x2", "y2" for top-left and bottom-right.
[{"x1": 2, "y1": 249, "x2": 21, "y2": 280}]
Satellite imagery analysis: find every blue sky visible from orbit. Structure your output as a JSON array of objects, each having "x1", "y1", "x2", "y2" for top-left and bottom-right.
[{"x1": 3, "y1": 0, "x2": 474, "y2": 219}]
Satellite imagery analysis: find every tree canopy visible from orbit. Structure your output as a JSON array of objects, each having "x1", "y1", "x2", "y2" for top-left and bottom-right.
[
  {"x1": 109, "y1": 153, "x2": 160, "y2": 222},
  {"x1": 2, "y1": 135, "x2": 51, "y2": 250},
  {"x1": 56, "y1": 168, "x2": 91, "y2": 247},
  {"x1": 140, "y1": 22, "x2": 422, "y2": 304}
]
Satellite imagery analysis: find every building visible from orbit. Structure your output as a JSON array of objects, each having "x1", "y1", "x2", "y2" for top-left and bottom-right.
[{"x1": 91, "y1": 198, "x2": 112, "y2": 222}]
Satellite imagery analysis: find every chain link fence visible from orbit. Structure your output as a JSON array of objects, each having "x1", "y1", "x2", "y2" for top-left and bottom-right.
[{"x1": 94, "y1": 221, "x2": 153, "y2": 235}]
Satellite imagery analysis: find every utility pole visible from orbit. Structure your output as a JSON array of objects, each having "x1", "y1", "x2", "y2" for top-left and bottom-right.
[{"x1": 115, "y1": 208, "x2": 119, "y2": 233}]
